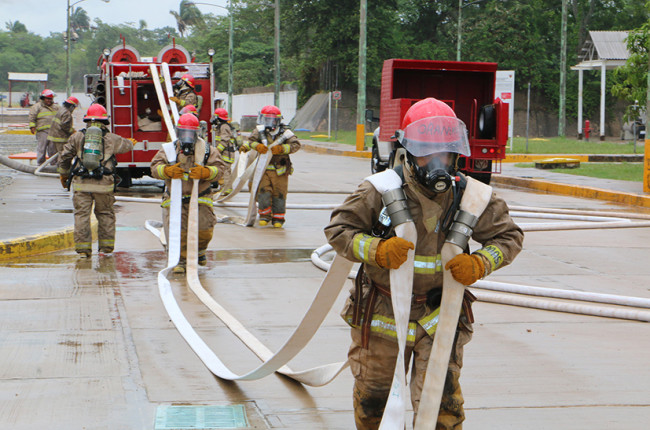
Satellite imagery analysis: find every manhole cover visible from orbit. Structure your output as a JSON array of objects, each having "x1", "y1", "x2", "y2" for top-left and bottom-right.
[{"x1": 155, "y1": 405, "x2": 249, "y2": 429}]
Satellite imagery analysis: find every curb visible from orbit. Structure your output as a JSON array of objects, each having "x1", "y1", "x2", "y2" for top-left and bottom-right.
[
  {"x1": 492, "y1": 175, "x2": 650, "y2": 208},
  {"x1": 302, "y1": 143, "x2": 371, "y2": 158},
  {"x1": 0, "y1": 218, "x2": 98, "y2": 262}
]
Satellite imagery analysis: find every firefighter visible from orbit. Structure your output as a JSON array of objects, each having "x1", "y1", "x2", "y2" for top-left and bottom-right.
[
  {"x1": 29, "y1": 89, "x2": 60, "y2": 165},
  {"x1": 58, "y1": 104, "x2": 136, "y2": 257},
  {"x1": 48, "y1": 96, "x2": 80, "y2": 162},
  {"x1": 211, "y1": 108, "x2": 237, "y2": 191},
  {"x1": 169, "y1": 73, "x2": 199, "y2": 113},
  {"x1": 240, "y1": 105, "x2": 300, "y2": 227},
  {"x1": 150, "y1": 113, "x2": 227, "y2": 273},
  {"x1": 324, "y1": 98, "x2": 523, "y2": 429},
  {"x1": 180, "y1": 104, "x2": 208, "y2": 141}
]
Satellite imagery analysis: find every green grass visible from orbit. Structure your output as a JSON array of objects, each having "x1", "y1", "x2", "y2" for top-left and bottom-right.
[
  {"x1": 514, "y1": 162, "x2": 644, "y2": 182},
  {"x1": 509, "y1": 136, "x2": 643, "y2": 154},
  {"x1": 293, "y1": 130, "x2": 372, "y2": 147}
]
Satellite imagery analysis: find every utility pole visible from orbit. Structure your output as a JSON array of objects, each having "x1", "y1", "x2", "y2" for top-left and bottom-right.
[
  {"x1": 644, "y1": 39, "x2": 650, "y2": 192},
  {"x1": 274, "y1": 0, "x2": 280, "y2": 107},
  {"x1": 457, "y1": 0, "x2": 462, "y2": 61},
  {"x1": 558, "y1": 0, "x2": 568, "y2": 136},
  {"x1": 356, "y1": 0, "x2": 367, "y2": 151}
]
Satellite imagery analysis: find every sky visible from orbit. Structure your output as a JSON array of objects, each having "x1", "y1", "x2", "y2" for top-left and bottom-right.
[{"x1": 0, "y1": 0, "x2": 227, "y2": 37}]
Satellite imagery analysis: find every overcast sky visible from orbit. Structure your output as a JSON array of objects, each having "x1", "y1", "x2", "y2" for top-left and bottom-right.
[{"x1": 1, "y1": 0, "x2": 227, "y2": 37}]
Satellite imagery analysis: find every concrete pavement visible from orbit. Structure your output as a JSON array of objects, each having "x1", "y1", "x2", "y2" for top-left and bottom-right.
[{"x1": 0, "y1": 140, "x2": 649, "y2": 429}]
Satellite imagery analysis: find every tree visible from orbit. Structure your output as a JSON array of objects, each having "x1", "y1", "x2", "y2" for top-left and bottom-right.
[
  {"x1": 5, "y1": 20, "x2": 27, "y2": 33},
  {"x1": 170, "y1": 0, "x2": 205, "y2": 37},
  {"x1": 71, "y1": 7, "x2": 91, "y2": 32},
  {"x1": 611, "y1": 2, "x2": 650, "y2": 121}
]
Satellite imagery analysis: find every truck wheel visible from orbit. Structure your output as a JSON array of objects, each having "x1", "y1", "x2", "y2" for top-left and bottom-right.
[
  {"x1": 371, "y1": 144, "x2": 386, "y2": 174},
  {"x1": 479, "y1": 105, "x2": 496, "y2": 139}
]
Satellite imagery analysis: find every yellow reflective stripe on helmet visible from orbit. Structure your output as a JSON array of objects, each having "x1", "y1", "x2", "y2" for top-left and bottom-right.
[
  {"x1": 418, "y1": 307, "x2": 441, "y2": 336},
  {"x1": 474, "y1": 245, "x2": 504, "y2": 271},
  {"x1": 352, "y1": 233, "x2": 378, "y2": 264},
  {"x1": 414, "y1": 254, "x2": 442, "y2": 274}
]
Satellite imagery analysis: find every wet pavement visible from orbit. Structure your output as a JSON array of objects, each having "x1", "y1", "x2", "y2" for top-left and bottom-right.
[{"x1": 0, "y1": 144, "x2": 649, "y2": 429}]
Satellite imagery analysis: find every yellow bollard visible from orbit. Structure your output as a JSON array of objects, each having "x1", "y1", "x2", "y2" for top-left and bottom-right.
[
  {"x1": 643, "y1": 139, "x2": 650, "y2": 193},
  {"x1": 356, "y1": 123, "x2": 365, "y2": 152}
]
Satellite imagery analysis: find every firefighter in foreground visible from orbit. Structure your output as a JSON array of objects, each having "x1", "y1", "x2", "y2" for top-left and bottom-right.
[
  {"x1": 29, "y1": 89, "x2": 60, "y2": 165},
  {"x1": 324, "y1": 98, "x2": 523, "y2": 429},
  {"x1": 211, "y1": 108, "x2": 238, "y2": 192},
  {"x1": 169, "y1": 73, "x2": 199, "y2": 113},
  {"x1": 150, "y1": 113, "x2": 227, "y2": 273},
  {"x1": 58, "y1": 104, "x2": 135, "y2": 257},
  {"x1": 48, "y1": 96, "x2": 79, "y2": 160},
  {"x1": 240, "y1": 105, "x2": 300, "y2": 227}
]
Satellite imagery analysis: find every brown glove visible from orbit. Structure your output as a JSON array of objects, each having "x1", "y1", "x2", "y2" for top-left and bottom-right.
[
  {"x1": 445, "y1": 253, "x2": 485, "y2": 286},
  {"x1": 189, "y1": 163, "x2": 212, "y2": 180},
  {"x1": 60, "y1": 175, "x2": 69, "y2": 189},
  {"x1": 375, "y1": 236, "x2": 415, "y2": 269},
  {"x1": 30, "y1": 127, "x2": 36, "y2": 134},
  {"x1": 254, "y1": 143, "x2": 268, "y2": 154},
  {"x1": 128, "y1": 138, "x2": 137, "y2": 145},
  {"x1": 271, "y1": 144, "x2": 286, "y2": 155},
  {"x1": 169, "y1": 96, "x2": 181, "y2": 105},
  {"x1": 239, "y1": 143, "x2": 251, "y2": 152},
  {"x1": 163, "y1": 162, "x2": 185, "y2": 179}
]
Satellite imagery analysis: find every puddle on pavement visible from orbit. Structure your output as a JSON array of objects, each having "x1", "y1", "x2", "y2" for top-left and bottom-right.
[
  {"x1": 49, "y1": 208, "x2": 73, "y2": 213},
  {"x1": 209, "y1": 248, "x2": 313, "y2": 264}
]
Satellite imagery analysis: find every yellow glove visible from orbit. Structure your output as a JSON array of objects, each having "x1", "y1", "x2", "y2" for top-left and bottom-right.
[
  {"x1": 254, "y1": 143, "x2": 268, "y2": 154},
  {"x1": 444, "y1": 253, "x2": 485, "y2": 286},
  {"x1": 375, "y1": 236, "x2": 415, "y2": 269},
  {"x1": 189, "y1": 163, "x2": 212, "y2": 180},
  {"x1": 163, "y1": 162, "x2": 185, "y2": 179},
  {"x1": 60, "y1": 175, "x2": 69, "y2": 189},
  {"x1": 169, "y1": 96, "x2": 181, "y2": 105},
  {"x1": 271, "y1": 144, "x2": 286, "y2": 155},
  {"x1": 128, "y1": 138, "x2": 137, "y2": 145}
]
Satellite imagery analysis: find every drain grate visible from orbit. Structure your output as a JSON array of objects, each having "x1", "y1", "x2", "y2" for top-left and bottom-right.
[{"x1": 155, "y1": 405, "x2": 249, "y2": 429}]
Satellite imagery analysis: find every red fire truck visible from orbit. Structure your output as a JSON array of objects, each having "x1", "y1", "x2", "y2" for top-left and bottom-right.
[
  {"x1": 370, "y1": 59, "x2": 509, "y2": 184},
  {"x1": 85, "y1": 41, "x2": 215, "y2": 187}
]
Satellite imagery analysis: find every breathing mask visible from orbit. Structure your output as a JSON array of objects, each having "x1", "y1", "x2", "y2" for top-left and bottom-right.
[{"x1": 177, "y1": 128, "x2": 197, "y2": 156}]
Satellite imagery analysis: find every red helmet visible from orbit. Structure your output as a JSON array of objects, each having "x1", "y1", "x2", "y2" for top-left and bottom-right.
[
  {"x1": 40, "y1": 89, "x2": 55, "y2": 99},
  {"x1": 259, "y1": 105, "x2": 282, "y2": 129},
  {"x1": 213, "y1": 108, "x2": 230, "y2": 121},
  {"x1": 179, "y1": 104, "x2": 198, "y2": 117},
  {"x1": 398, "y1": 97, "x2": 470, "y2": 158},
  {"x1": 83, "y1": 103, "x2": 109, "y2": 122},
  {"x1": 177, "y1": 113, "x2": 199, "y2": 129},
  {"x1": 177, "y1": 113, "x2": 199, "y2": 148},
  {"x1": 65, "y1": 96, "x2": 79, "y2": 106},
  {"x1": 180, "y1": 73, "x2": 195, "y2": 89}
]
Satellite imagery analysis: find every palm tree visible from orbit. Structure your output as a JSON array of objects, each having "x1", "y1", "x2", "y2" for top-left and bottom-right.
[
  {"x1": 5, "y1": 20, "x2": 27, "y2": 33},
  {"x1": 70, "y1": 7, "x2": 91, "y2": 32},
  {"x1": 170, "y1": 0, "x2": 204, "y2": 37}
]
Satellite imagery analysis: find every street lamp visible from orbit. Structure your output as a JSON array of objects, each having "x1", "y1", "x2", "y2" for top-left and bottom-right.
[
  {"x1": 189, "y1": 1, "x2": 234, "y2": 119},
  {"x1": 66, "y1": 0, "x2": 110, "y2": 97},
  {"x1": 456, "y1": 0, "x2": 487, "y2": 61}
]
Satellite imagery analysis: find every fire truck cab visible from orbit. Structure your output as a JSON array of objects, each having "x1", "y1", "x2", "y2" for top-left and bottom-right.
[
  {"x1": 85, "y1": 42, "x2": 215, "y2": 187},
  {"x1": 370, "y1": 59, "x2": 509, "y2": 184}
]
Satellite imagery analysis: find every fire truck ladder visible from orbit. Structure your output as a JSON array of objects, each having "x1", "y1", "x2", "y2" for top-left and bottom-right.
[{"x1": 109, "y1": 63, "x2": 134, "y2": 138}]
